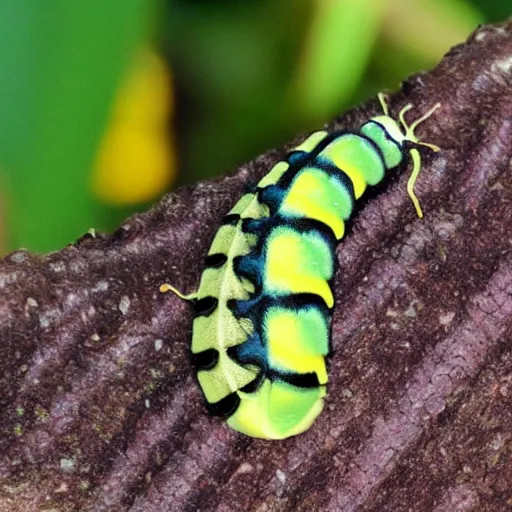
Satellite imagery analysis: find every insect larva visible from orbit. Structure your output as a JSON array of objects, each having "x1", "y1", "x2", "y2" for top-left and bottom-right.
[{"x1": 161, "y1": 93, "x2": 440, "y2": 439}]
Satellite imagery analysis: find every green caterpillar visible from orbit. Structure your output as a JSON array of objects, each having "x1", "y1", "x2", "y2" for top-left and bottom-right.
[{"x1": 162, "y1": 93, "x2": 440, "y2": 439}]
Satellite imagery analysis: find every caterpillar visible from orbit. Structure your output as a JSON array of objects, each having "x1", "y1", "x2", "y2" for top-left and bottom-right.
[{"x1": 161, "y1": 93, "x2": 441, "y2": 440}]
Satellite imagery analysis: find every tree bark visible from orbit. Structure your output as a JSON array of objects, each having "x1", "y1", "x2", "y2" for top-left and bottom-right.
[{"x1": 1, "y1": 20, "x2": 512, "y2": 512}]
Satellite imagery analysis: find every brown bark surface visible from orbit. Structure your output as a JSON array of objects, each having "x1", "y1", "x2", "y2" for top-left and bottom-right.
[{"x1": 1, "y1": 20, "x2": 512, "y2": 512}]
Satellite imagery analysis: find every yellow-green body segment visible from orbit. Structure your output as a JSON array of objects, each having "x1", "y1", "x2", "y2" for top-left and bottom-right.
[{"x1": 188, "y1": 96, "x2": 440, "y2": 439}]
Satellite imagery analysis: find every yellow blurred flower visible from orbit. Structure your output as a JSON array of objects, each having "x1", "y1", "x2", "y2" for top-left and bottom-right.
[{"x1": 91, "y1": 49, "x2": 176, "y2": 205}]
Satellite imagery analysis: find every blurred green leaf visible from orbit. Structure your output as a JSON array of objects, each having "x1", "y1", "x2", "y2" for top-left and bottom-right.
[
  {"x1": 164, "y1": 0, "x2": 313, "y2": 184},
  {"x1": 0, "y1": 1, "x2": 153, "y2": 252},
  {"x1": 289, "y1": 0, "x2": 388, "y2": 124},
  {"x1": 383, "y1": 0, "x2": 483, "y2": 65},
  {"x1": 471, "y1": 0, "x2": 509, "y2": 21}
]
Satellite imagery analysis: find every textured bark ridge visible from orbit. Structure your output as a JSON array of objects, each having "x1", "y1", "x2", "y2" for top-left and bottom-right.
[{"x1": 1, "y1": 21, "x2": 512, "y2": 512}]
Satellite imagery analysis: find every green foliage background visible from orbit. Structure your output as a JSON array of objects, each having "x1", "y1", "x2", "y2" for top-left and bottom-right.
[{"x1": 0, "y1": 0, "x2": 506, "y2": 253}]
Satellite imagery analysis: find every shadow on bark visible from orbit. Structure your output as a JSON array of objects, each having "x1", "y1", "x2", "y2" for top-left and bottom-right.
[{"x1": 1, "y1": 20, "x2": 512, "y2": 512}]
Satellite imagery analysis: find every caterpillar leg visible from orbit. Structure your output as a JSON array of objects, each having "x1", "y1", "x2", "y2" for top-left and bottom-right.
[
  {"x1": 159, "y1": 283, "x2": 198, "y2": 301},
  {"x1": 407, "y1": 149, "x2": 424, "y2": 218},
  {"x1": 401, "y1": 102, "x2": 442, "y2": 142},
  {"x1": 377, "y1": 92, "x2": 390, "y2": 116},
  {"x1": 398, "y1": 100, "x2": 442, "y2": 218}
]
